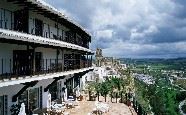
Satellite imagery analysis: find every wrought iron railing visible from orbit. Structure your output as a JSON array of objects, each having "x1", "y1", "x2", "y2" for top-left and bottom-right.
[{"x1": 0, "y1": 58, "x2": 92, "y2": 81}]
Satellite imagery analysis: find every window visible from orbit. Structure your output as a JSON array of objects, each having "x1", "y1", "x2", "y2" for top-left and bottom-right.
[
  {"x1": 0, "y1": 9, "x2": 3, "y2": 28},
  {"x1": 0, "y1": 95, "x2": 7, "y2": 115},
  {"x1": 0, "y1": 96, "x2": 4, "y2": 115},
  {"x1": 35, "y1": 19, "x2": 43, "y2": 36},
  {"x1": 43, "y1": 23, "x2": 50, "y2": 38},
  {"x1": 18, "y1": 91, "x2": 28, "y2": 109},
  {"x1": 18, "y1": 87, "x2": 41, "y2": 113},
  {"x1": 29, "y1": 88, "x2": 39, "y2": 110},
  {"x1": 49, "y1": 83, "x2": 57, "y2": 101},
  {"x1": 0, "y1": 8, "x2": 14, "y2": 30},
  {"x1": 4, "y1": 10, "x2": 11, "y2": 29}
]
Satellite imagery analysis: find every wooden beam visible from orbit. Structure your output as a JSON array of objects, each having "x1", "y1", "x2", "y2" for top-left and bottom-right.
[
  {"x1": 44, "y1": 76, "x2": 65, "y2": 92},
  {"x1": 12, "y1": 81, "x2": 38, "y2": 102}
]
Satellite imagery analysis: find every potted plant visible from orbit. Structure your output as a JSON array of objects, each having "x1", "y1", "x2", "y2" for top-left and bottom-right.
[{"x1": 10, "y1": 104, "x2": 21, "y2": 115}]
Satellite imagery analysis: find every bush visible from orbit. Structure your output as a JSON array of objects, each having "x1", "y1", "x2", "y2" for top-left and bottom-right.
[
  {"x1": 176, "y1": 91, "x2": 186, "y2": 102},
  {"x1": 182, "y1": 104, "x2": 186, "y2": 114},
  {"x1": 10, "y1": 104, "x2": 21, "y2": 115}
]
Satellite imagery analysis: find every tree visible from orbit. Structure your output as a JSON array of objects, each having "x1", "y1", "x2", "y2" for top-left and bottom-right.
[
  {"x1": 165, "y1": 88, "x2": 178, "y2": 115},
  {"x1": 100, "y1": 81, "x2": 111, "y2": 102},
  {"x1": 149, "y1": 80, "x2": 179, "y2": 115}
]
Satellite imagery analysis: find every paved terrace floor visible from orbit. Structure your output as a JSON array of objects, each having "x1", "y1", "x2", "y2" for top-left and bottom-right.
[{"x1": 63, "y1": 96, "x2": 137, "y2": 115}]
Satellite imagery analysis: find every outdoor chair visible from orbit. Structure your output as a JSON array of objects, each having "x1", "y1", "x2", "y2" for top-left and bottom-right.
[
  {"x1": 94, "y1": 101, "x2": 110, "y2": 114},
  {"x1": 50, "y1": 101, "x2": 66, "y2": 114},
  {"x1": 73, "y1": 99, "x2": 79, "y2": 106},
  {"x1": 66, "y1": 100, "x2": 74, "y2": 109}
]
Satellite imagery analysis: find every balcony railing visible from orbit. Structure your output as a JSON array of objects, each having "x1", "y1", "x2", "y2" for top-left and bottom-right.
[
  {"x1": 0, "y1": 58, "x2": 92, "y2": 81},
  {"x1": 0, "y1": 28, "x2": 92, "y2": 53},
  {"x1": 64, "y1": 59, "x2": 92, "y2": 71}
]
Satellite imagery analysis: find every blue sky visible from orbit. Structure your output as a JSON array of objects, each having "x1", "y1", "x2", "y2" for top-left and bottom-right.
[{"x1": 45, "y1": 0, "x2": 186, "y2": 58}]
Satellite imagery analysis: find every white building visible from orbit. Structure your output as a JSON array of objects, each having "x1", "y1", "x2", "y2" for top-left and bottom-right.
[
  {"x1": 92, "y1": 66, "x2": 121, "y2": 82},
  {"x1": 0, "y1": 0, "x2": 93, "y2": 114},
  {"x1": 93, "y1": 67, "x2": 107, "y2": 82},
  {"x1": 134, "y1": 74, "x2": 155, "y2": 85},
  {"x1": 120, "y1": 64, "x2": 127, "y2": 69}
]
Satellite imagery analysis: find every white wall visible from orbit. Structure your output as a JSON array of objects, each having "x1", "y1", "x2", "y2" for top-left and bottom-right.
[
  {"x1": 82, "y1": 71, "x2": 94, "y2": 83},
  {"x1": 34, "y1": 78, "x2": 54, "y2": 108},
  {"x1": 93, "y1": 67, "x2": 107, "y2": 82},
  {"x1": 0, "y1": 84, "x2": 24, "y2": 115},
  {"x1": 81, "y1": 71, "x2": 95, "y2": 90},
  {"x1": 29, "y1": 11, "x2": 69, "y2": 39},
  {"x1": 35, "y1": 47, "x2": 57, "y2": 59},
  {"x1": 0, "y1": 65, "x2": 92, "y2": 114},
  {"x1": 0, "y1": 78, "x2": 55, "y2": 114},
  {"x1": 0, "y1": 43, "x2": 66, "y2": 74},
  {"x1": 35, "y1": 47, "x2": 65, "y2": 70},
  {"x1": 0, "y1": 43, "x2": 27, "y2": 74},
  {"x1": 0, "y1": 0, "x2": 24, "y2": 30},
  {"x1": 57, "y1": 74, "x2": 74, "y2": 98}
]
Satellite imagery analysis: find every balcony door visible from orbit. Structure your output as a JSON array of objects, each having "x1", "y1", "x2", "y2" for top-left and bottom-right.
[
  {"x1": 35, "y1": 52, "x2": 42, "y2": 73},
  {"x1": 35, "y1": 19, "x2": 43, "y2": 36},
  {"x1": 13, "y1": 50, "x2": 34, "y2": 76},
  {"x1": 49, "y1": 82, "x2": 57, "y2": 101},
  {"x1": 14, "y1": 9, "x2": 28, "y2": 33},
  {"x1": 66, "y1": 78, "x2": 73, "y2": 97}
]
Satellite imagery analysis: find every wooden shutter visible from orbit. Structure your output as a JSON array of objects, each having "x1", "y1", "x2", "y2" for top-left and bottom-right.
[
  {"x1": 40, "y1": 86, "x2": 42, "y2": 109},
  {"x1": 4, "y1": 95, "x2": 8, "y2": 115}
]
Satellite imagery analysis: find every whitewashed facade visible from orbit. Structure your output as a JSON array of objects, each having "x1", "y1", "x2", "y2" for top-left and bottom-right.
[{"x1": 0, "y1": 0, "x2": 93, "y2": 114}]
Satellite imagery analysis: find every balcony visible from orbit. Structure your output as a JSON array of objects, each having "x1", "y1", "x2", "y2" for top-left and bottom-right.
[
  {"x1": 0, "y1": 1, "x2": 91, "y2": 50},
  {"x1": 0, "y1": 28, "x2": 92, "y2": 53},
  {"x1": 0, "y1": 58, "x2": 92, "y2": 82},
  {"x1": 64, "y1": 31, "x2": 90, "y2": 49}
]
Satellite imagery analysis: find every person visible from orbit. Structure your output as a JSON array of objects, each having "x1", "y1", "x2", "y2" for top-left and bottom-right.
[
  {"x1": 76, "y1": 89, "x2": 80, "y2": 99},
  {"x1": 61, "y1": 87, "x2": 65, "y2": 102}
]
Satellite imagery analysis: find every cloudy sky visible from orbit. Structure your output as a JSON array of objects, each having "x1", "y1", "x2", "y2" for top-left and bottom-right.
[{"x1": 45, "y1": 0, "x2": 186, "y2": 58}]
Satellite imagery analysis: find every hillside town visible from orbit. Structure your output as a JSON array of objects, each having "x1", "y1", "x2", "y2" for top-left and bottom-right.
[
  {"x1": 0, "y1": 0, "x2": 135, "y2": 115},
  {"x1": 0, "y1": 0, "x2": 186, "y2": 115}
]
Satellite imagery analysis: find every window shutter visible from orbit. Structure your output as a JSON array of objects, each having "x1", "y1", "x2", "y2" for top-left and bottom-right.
[
  {"x1": 40, "y1": 86, "x2": 42, "y2": 109},
  {"x1": 4, "y1": 95, "x2": 8, "y2": 115}
]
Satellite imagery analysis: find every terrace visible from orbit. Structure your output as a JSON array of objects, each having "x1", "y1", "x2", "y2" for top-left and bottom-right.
[{"x1": 32, "y1": 96, "x2": 136, "y2": 115}]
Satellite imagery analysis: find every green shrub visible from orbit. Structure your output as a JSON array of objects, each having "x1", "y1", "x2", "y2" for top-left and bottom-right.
[{"x1": 182, "y1": 104, "x2": 186, "y2": 114}]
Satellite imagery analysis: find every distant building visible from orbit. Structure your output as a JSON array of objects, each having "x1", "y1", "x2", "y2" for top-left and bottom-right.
[
  {"x1": 95, "y1": 48, "x2": 121, "y2": 67},
  {"x1": 120, "y1": 64, "x2": 127, "y2": 69},
  {"x1": 134, "y1": 74, "x2": 155, "y2": 85},
  {"x1": 95, "y1": 48, "x2": 103, "y2": 67},
  {"x1": 103, "y1": 57, "x2": 114, "y2": 67}
]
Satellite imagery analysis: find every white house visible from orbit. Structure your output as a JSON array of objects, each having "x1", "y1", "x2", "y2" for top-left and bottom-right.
[{"x1": 0, "y1": 0, "x2": 93, "y2": 114}]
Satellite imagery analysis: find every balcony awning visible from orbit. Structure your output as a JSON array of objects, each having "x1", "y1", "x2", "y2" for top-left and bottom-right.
[
  {"x1": 12, "y1": 81, "x2": 38, "y2": 102},
  {"x1": 44, "y1": 76, "x2": 65, "y2": 92}
]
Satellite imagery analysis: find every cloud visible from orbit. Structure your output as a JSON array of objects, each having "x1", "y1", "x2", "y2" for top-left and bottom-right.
[
  {"x1": 103, "y1": 40, "x2": 186, "y2": 58},
  {"x1": 45, "y1": 0, "x2": 186, "y2": 58},
  {"x1": 96, "y1": 29, "x2": 113, "y2": 40}
]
